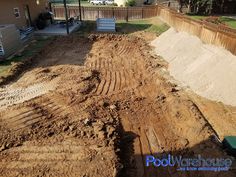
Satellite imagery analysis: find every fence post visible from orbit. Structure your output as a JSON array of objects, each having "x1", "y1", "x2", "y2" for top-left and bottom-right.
[
  {"x1": 53, "y1": 5, "x2": 56, "y2": 19},
  {"x1": 126, "y1": 7, "x2": 128, "y2": 22},
  {"x1": 78, "y1": 0, "x2": 82, "y2": 21},
  {"x1": 68, "y1": 7, "x2": 70, "y2": 18},
  {"x1": 82, "y1": 6, "x2": 85, "y2": 20}
]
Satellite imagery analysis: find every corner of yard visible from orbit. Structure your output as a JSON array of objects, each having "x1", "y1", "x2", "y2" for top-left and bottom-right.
[{"x1": 0, "y1": 37, "x2": 52, "y2": 78}]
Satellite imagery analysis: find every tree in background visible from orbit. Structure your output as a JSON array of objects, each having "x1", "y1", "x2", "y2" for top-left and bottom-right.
[
  {"x1": 178, "y1": 0, "x2": 226, "y2": 14},
  {"x1": 125, "y1": 0, "x2": 136, "y2": 6}
]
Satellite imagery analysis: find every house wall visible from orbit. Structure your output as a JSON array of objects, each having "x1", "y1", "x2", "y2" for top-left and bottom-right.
[
  {"x1": 26, "y1": 0, "x2": 49, "y2": 24},
  {"x1": 0, "y1": 0, "x2": 48, "y2": 29}
]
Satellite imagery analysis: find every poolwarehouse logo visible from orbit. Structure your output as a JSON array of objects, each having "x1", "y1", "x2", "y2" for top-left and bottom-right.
[{"x1": 146, "y1": 155, "x2": 232, "y2": 172}]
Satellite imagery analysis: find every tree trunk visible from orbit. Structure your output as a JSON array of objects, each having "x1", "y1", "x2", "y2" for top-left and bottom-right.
[
  {"x1": 220, "y1": 0, "x2": 225, "y2": 13},
  {"x1": 209, "y1": 0, "x2": 213, "y2": 15},
  {"x1": 177, "y1": 0, "x2": 183, "y2": 13},
  {"x1": 188, "y1": 0, "x2": 191, "y2": 13}
]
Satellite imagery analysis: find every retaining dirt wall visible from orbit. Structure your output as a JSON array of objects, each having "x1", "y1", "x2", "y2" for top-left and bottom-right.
[{"x1": 157, "y1": 5, "x2": 236, "y2": 56}]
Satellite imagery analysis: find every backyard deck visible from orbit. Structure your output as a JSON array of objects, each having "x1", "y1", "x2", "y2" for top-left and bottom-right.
[{"x1": 34, "y1": 22, "x2": 81, "y2": 36}]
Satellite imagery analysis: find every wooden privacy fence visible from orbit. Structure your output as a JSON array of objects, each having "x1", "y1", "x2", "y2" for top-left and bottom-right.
[
  {"x1": 52, "y1": 5, "x2": 158, "y2": 21},
  {"x1": 157, "y1": 5, "x2": 236, "y2": 55}
]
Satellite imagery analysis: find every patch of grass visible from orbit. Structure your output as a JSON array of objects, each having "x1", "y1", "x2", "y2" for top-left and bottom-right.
[
  {"x1": 76, "y1": 21, "x2": 96, "y2": 36},
  {"x1": 220, "y1": 17, "x2": 236, "y2": 29},
  {"x1": 187, "y1": 15, "x2": 236, "y2": 29},
  {"x1": 146, "y1": 23, "x2": 169, "y2": 35},
  {"x1": 81, "y1": 1, "x2": 90, "y2": 6},
  {"x1": 188, "y1": 15, "x2": 207, "y2": 21},
  {"x1": 117, "y1": 19, "x2": 169, "y2": 35},
  {"x1": 116, "y1": 21, "x2": 151, "y2": 32},
  {"x1": 76, "y1": 18, "x2": 169, "y2": 36},
  {"x1": 0, "y1": 38, "x2": 50, "y2": 77}
]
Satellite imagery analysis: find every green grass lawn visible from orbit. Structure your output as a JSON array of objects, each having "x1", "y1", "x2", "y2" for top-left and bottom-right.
[
  {"x1": 77, "y1": 18, "x2": 169, "y2": 36},
  {"x1": 187, "y1": 15, "x2": 236, "y2": 29},
  {"x1": 188, "y1": 15, "x2": 206, "y2": 21},
  {"x1": 81, "y1": 1, "x2": 90, "y2": 6},
  {"x1": 116, "y1": 19, "x2": 169, "y2": 35},
  {"x1": 0, "y1": 38, "x2": 50, "y2": 77},
  {"x1": 220, "y1": 17, "x2": 236, "y2": 29}
]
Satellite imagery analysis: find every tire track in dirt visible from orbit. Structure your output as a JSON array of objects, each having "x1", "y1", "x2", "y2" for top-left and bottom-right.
[
  {"x1": 85, "y1": 36, "x2": 173, "y2": 177},
  {"x1": 1, "y1": 99, "x2": 63, "y2": 131},
  {"x1": 86, "y1": 36, "x2": 144, "y2": 97},
  {"x1": 87, "y1": 35, "x2": 236, "y2": 177},
  {"x1": 104, "y1": 71, "x2": 112, "y2": 95},
  {"x1": 0, "y1": 81, "x2": 57, "y2": 110},
  {"x1": 95, "y1": 70, "x2": 107, "y2": 95},
  {"x1": 0, "y1": 139, "x2": 98, "y2": 177},
  {"x1": 90, "y1": 59, "x2": 139, "y2": 96},
  {"x1": 120, "y1": 105, "x2": 174, "y2": 177},
  {"x1": 1, "y1": 93, "x2": 93, "y2": 132},
  {"x1": 0, "y1": 35, "x2": 122, "y2": 177}
]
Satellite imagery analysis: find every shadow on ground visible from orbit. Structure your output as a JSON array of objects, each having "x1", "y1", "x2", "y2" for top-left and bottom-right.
[{"x1": 118, "y1": 128, "x2": 236, "y2": 177}]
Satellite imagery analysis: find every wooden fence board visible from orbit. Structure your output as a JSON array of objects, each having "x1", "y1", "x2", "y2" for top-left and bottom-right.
[
  {"x1": 52, "y1": 5, "x2": 158, "y2": 21},
  {"x1": 52, "y1": 5, "x2": 236, "y2": 56}
]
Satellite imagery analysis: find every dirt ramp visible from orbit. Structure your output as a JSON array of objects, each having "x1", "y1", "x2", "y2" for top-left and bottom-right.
[{"x1": 151, "y1": 28, "x2": 236, "y2": 106}]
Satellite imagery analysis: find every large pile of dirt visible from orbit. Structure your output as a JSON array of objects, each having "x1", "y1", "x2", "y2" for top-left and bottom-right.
[
  {"x1": 151, "y1": 28, "x2": 236, "y2": 106},
  {"x1": 0, "y1": 33, "x2": 236, "y2": 177}
]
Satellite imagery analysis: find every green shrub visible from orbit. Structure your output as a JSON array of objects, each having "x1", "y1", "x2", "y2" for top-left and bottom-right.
[{"x1": 125, "y1": 0, "x2": 136, "y2": 7}]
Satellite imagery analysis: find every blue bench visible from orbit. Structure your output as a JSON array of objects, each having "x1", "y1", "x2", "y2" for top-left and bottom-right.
[{"x1": 96, "y1": 18, "x2": 116, "y2": 32}]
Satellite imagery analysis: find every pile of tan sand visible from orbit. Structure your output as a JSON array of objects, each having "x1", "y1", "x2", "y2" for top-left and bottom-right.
[{"x1": 151, "y1": 28, "x2": 236, "y2": 106}]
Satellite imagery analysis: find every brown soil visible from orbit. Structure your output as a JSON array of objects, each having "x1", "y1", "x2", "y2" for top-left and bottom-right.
[{"x1": 0, "y1": 33, "x2": 235, "y2": 177}]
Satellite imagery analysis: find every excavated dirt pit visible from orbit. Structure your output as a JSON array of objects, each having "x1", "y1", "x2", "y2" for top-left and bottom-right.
[{"x1": 0, "y1": 34, "x2": 236, "y2": 177}]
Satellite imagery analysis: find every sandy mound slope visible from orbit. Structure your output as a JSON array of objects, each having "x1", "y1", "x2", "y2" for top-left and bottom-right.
[{"x1": 151, "y1": 28, "x2": 236, "y2": 106}]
